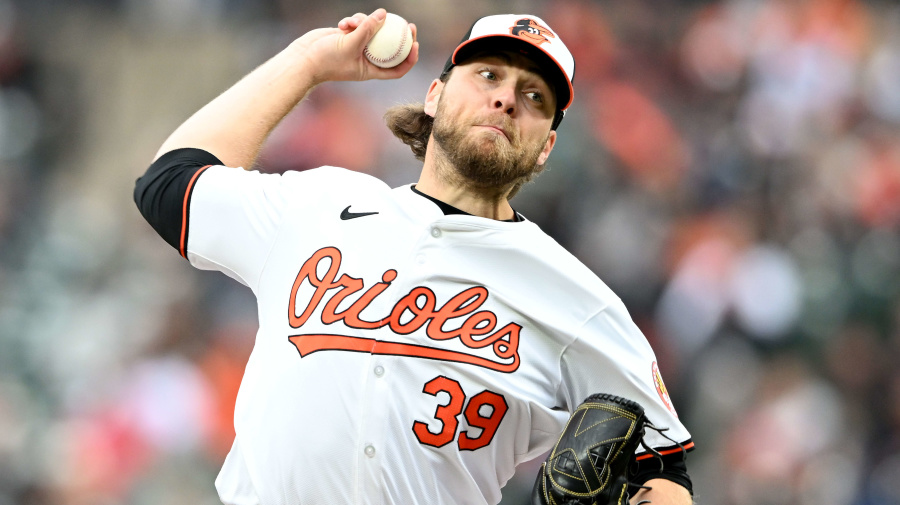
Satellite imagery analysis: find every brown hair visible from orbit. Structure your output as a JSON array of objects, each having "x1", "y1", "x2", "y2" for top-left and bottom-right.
[
  {"x1": 384, "y1": 103, "x2": 434, "y2": 161},
  {"x1": 384, "y1": 72, "x2": 455, "y2": 161}
]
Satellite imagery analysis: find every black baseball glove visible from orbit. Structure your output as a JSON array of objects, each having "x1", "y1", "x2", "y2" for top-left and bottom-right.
[{"x1": 532, "y1": 393, "x2": 651, "y2": 505}]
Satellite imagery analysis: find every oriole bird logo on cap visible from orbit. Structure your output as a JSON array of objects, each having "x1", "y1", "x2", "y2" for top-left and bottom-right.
[{"x1": 509, "y1": 19, "x2": 555, "y2": 46}]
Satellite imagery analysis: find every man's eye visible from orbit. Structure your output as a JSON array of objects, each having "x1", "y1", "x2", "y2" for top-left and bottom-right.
[
  {"x1": 526, "y1": 91, "x2": 544, "y2": 103},
  {"x1": 479, "y1": 70, "x2": 497, "y2": 80}
]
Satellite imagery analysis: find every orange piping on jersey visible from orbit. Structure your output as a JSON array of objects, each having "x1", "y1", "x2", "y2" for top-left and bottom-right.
[
  {"x1": 288, "y1": 334, "x2": 520, "y2": 373},
  {"x1": 180, "y1": 165, "x2": 212, "y2": 258},
  {"x1": 635, "y1": 441, "x2": 695, "y2": 461}
]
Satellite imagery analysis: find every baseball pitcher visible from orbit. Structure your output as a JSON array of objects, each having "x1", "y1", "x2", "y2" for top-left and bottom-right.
[{"x1": 134, "y1": 8, "x2": 695, "y2": 505}]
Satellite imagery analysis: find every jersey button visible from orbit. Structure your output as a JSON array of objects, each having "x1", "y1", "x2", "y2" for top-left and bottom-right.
[
  {"x1": 364, "y1": 445, "x2": 376, "y2": 458},
  {"x1": 374, "y1": 365, "x2": 385, "y2": 377},
  {"x1": 431, "y1": 227, "x2": 442, "y2": 238}
]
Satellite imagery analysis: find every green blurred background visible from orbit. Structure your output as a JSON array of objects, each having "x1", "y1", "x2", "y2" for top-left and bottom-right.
[{"x1": 1, "y1": 0, "x2": 899, "y2": 503}]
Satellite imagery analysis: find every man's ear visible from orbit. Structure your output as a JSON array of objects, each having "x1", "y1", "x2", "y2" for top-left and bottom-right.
[
  {"x1": 537, "y1": 130, "x2": 557, "y2": 165},
  {"x1": 424, "y1": 79, "x2": 444, "y2": 117}
]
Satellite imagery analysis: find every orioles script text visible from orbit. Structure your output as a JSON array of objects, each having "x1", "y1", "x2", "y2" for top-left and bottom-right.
[{"x1": 286, "y1": 247, "x2": 521, "y2": 372}]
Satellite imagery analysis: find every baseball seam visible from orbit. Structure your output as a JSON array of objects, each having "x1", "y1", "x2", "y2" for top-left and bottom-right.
[{"x1": 365, "y1": 23, "x2": 409, "y2": 64}]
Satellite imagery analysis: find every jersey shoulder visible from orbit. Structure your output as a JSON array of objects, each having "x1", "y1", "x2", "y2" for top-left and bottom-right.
[
  {"x1": 280, "y1": 166, "x2": 392, "y2": 196},
  {"x1": 520, "y1": 224, "x2": 621, "y2": 309}
]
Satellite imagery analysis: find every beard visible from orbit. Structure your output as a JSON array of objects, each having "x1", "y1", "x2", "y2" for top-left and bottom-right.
[{"x1": 431, "y1": 97, "x2": 549, "y2": 191}]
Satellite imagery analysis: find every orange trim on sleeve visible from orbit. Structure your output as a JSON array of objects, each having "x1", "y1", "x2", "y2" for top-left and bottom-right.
[
  {"x1": 180, "y1": 165, "x2": 211, "y2": 258},
  {"x1": 635, "y1": 441, "x2": 695, "y2": 461}
]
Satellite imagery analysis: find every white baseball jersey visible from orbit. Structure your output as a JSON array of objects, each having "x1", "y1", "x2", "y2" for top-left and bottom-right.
[{"x1": 183, "y1": 164, "x2": 692, "y2": 505}]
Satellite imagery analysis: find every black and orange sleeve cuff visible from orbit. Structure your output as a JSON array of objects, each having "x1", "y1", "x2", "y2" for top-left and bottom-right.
[
  {"x1": 133, "y1": 148, "x2": 222, "y2": 258},
  {"x1": 631, "y1": 439, "x2": 695, "y2": 496}
]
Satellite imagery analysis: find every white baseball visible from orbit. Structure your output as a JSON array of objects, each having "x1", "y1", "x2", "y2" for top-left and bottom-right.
[{"x1": 364, "y1": 13, "x2": 413, "y2": 68}]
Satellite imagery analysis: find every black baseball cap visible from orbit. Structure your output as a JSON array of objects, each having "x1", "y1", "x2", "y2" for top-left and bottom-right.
[{"x1": 440, "y1": 14, "x2": 576, "y2": 130}]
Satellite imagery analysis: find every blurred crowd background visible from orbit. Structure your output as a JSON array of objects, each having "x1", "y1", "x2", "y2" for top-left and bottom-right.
[{"x1": 1, "y1": 0, "x2": 899, "y2": 503}]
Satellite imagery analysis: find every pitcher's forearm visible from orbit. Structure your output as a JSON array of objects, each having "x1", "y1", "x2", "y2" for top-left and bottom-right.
[
  {"x1": 154, "y1": 42, "x2": 317, "y2": 169},
  {"x1": 152, "y1": 9, "x2": 417, "y2": 169}
]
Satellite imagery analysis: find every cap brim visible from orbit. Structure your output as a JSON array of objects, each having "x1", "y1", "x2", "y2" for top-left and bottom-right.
[{"x1": 451, "y1": 35, "x2": 574, "y2": 111}]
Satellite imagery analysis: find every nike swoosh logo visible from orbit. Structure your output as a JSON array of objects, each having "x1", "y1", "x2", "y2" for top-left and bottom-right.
[{"x1": 340, "y1": 206, "x2": 379, "y2": 220}]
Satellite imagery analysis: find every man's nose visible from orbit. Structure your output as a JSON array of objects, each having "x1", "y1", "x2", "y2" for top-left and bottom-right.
[{"x1": 492, "y1": 85, "x2": 517, "y2": 116}]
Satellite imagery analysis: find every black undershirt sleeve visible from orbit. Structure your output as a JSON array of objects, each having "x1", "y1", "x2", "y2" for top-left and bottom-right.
[
  {"x1": 133, "y1": 148, "x2": 223, "y2": 257},
  {"x1": 629, "y1": 446, "x2": 694, "y2": 496}
]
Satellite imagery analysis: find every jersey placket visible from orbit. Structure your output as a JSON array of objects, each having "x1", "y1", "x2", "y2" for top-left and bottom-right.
[
  {"x1": 355, "y1": 225, "x2": 439, "y2": 505},
  {"x1": 358, "y1": 350, "x2": 390, "y2": 505},
  {"x1": 358, "y1": 219, "x2": 453, "y2": 504}
]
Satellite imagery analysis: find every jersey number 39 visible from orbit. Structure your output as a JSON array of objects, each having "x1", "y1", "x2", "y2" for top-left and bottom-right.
[{"x1": 412, "y1": 376, "x2": 508, "y2": 451}]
